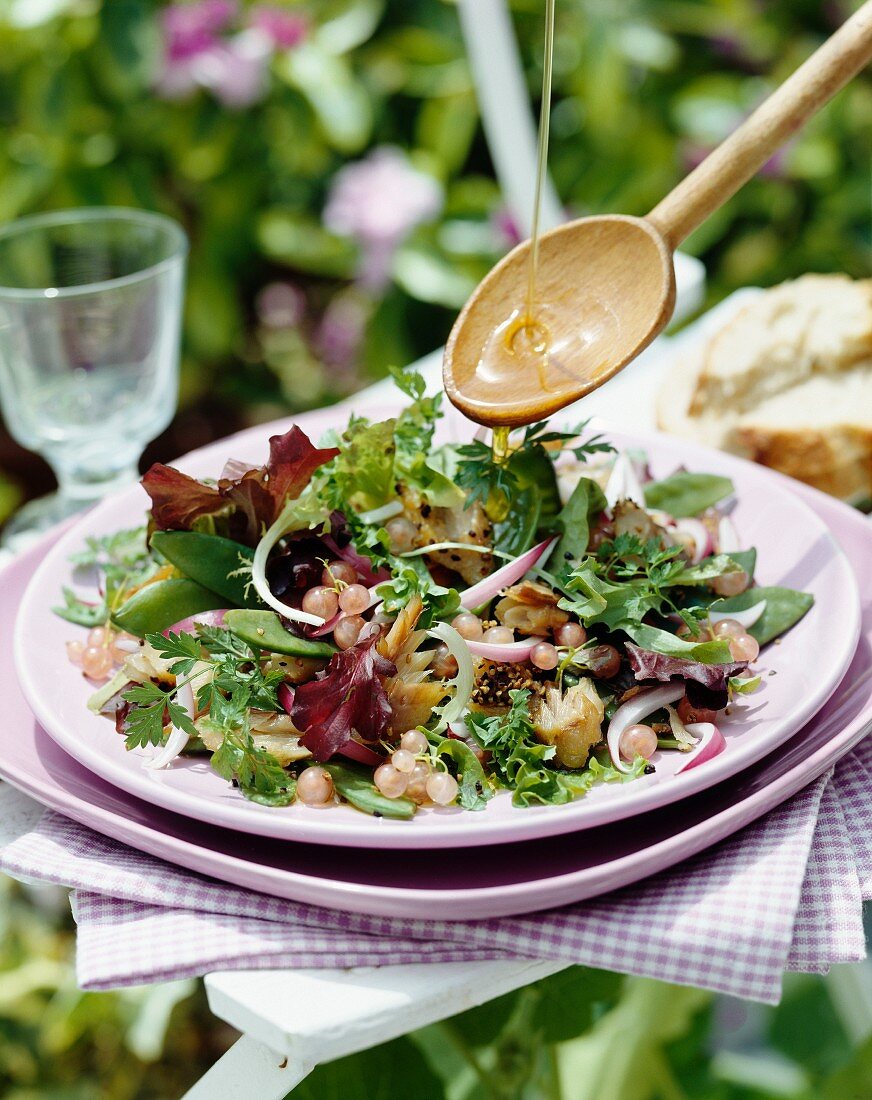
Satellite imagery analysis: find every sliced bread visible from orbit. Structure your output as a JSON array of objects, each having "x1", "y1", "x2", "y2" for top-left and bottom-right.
[
  {"x1": 687, "y1": 274, "x2": 872, "y2": 415},
  {"x1": 658, "y1": 276, "x2": 872, "y2": 504}
]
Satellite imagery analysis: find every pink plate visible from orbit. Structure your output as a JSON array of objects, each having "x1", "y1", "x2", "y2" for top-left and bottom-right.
[
  {"x1": 1, "y1": 481, "x2": 870, "y2": 919},
  {"x1": 14, "y1": 411, "x2": 861, "y2": 848}
]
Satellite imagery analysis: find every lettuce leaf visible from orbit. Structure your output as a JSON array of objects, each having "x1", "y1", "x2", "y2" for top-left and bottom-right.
[
  {"x1": 643, "y1": 472, "x2": 733, "y2": 517},
  {"x1": 549, "y1": 476, "x2": 608, "y2": 574},
  {"x1": 291, "y1": 632, "x2": 397, "y2": 762},
  {"x1": 708, "y1": 586, "x2": 814, "y2": 645},
  {"x1": 143, "y1": 426, "x2": 338, "y2": 547},
  {"x1": 322, "y1": 416, "x2": 397, "y2": 514},
  {"x1": 625, "y1": 640, "x2": 746, "y2": 688}
]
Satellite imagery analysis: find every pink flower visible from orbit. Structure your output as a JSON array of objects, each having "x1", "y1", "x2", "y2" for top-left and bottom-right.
[
  {"x1": 256, "y1": 282, "x2": 306, "y2": 329},
  {"x1": 163, "y1": 1, "x2": 238, "y2": 62},
  {"x1": 249, "y1": 6, "x2": 307, "y2": 50},
  {"x1": 156, "y1": 0, "x2": 303, "y2": 108},
  {"x1": 316, "y1": 289, "x2": 369, "y2": 373},
  {"x1": 323, "y1": 147, "x2": 443, "y2": 289},
  {"x1": 492, "y1": 207, "x2": 522, "y2": 249}
]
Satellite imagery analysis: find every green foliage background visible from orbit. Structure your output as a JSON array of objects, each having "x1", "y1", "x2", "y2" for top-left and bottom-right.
[
  {"x1": 0, "y1": 1, "x2": 869, "y2": 1094},
  {"x1": 0, "y1": 0, "x2": 869, "y2": 517}
]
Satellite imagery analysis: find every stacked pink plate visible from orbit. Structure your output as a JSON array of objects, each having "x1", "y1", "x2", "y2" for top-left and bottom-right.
[{"x1": 2, "y1": 407, "x2": 870, "y2": 920}]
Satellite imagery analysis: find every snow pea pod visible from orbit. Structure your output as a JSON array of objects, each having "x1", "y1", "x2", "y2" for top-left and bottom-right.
[
  {"x1": 150, "y1": 531, "x2": 260, "y2": 608},
  {"x1": 322, "y1": 762, "x2": 416, "y2": 820},
  {"x1": 223, "y1": 609, "x2": 337, "y2": 659},
  {"x1": 111, "y1": 578, "x2": 225, "y2": 637}
]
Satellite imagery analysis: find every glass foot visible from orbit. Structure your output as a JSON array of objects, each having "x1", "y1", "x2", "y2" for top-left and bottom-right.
[{"x1": 1, "y1": 492, "x2": 92, "y2": 553}]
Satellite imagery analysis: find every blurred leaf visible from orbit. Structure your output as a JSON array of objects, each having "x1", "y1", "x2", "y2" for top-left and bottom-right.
[
  {"x1": 0, "y1": 477, "x2": 21, "y2": 523},
  {"x1": 316, "y1": 0, "x2": 385, "y2": 55},
  {"x1": 97, "y1": 0, "x2": 158, "y2": 94},
  {"x1": 821, "y1": 1034, "x2": 872, "y2": 1100},
  {"x1": 446, "y1": 990, "x2": 518, "y2": 1048},
  {"x1": 185, "y1": 266, "x2": 243, "y2": 361},
  {"x1": 769, "y1": 974, "x2": 853, "y2": 1077},
  {"x1": 392, "y1": 240, "x2": 477, "y2": 307},
  {"x1": 278, "y1": 43, "x2": 373, "y2": 152},
  {"x1": 531, "y1": 967, "x2": 623, "y2": 1043},
  {"x1": 257, "y1": 209, "x2": 358, "y2": 278},
  {"x1": 295, "y1": 1035, "x2": 443, "y2": 1100},
  {"x1": 416, "y1": 91, "x2": 478, "y2": 175}
]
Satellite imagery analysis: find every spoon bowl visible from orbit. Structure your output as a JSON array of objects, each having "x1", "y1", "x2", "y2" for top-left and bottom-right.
[
  {"x1": 443, "y1": 215, "x2": 675, "y2": 427},
  {"x1": 443, "y1": 2, "x2": 872, "y2": 428}
]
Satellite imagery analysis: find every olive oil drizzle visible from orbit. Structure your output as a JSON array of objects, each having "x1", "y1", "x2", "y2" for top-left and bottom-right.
[
  {"x1": 491, "y1": 0, "x2": 556, "y2": 462},
  {"x1": 524, "y1": 0, "x2": 555, "y2": 328}
]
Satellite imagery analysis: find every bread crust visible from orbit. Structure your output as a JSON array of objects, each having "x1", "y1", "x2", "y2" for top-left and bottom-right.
[{"x1": 659, "y1": 276, "x2": 872, "y2": 503}]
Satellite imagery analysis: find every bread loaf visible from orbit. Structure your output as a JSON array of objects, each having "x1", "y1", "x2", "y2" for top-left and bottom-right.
[{"x1": 658, "y1": 276, "x2": 872, "y2": 504}]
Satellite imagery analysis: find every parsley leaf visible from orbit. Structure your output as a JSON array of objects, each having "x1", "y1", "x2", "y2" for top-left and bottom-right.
[
  {"x1": 454, "y1": 438, "x2": 521, "y2": 516},
  {"x1": 465, "y1": 689, "x2": 560, "y2": 806},
  {"x1": 211, "y1": 721, "x2": 296, "y2": 807},
  {"x1": 144, "y1": 630, "x2": 203, "y2": 677},
  {"x1": 121, "y1": 681, "x2": 198, "y2": 750}
]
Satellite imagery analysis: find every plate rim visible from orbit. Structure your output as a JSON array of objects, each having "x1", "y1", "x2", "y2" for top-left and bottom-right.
[{"x1": 14, "y1": 415, "x2": 862, "y2": 849}]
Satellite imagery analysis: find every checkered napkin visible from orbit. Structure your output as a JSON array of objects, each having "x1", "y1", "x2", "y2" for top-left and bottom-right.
[{"x1": 2, "y1": 738, "x2": 869, "y2": 1004}]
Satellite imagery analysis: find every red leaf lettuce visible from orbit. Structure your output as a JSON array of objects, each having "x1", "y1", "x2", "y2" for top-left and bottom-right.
[
  {"x1": 142, "y1": 426, "x2": 338, "y2": 547},
  {"x1": 626, "y1": 642, "x2": 747, "y2": 690},
  {"x1": 291, "y1": 631, "x2": 397, "y2": 761}
]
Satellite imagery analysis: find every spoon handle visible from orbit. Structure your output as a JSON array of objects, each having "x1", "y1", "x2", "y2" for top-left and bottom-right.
[{"x1": 647, "y1": 1, "x2": 872, "y2": 250}]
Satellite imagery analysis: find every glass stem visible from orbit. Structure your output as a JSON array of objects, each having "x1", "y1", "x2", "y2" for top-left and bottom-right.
[{"x1": 52, "y1": 452, "x2": 141, "y2": 505}]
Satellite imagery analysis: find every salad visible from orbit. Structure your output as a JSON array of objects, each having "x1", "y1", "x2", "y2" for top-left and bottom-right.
[{"x1": 55, "y1": 369, "x2": 813, "y2": 819}]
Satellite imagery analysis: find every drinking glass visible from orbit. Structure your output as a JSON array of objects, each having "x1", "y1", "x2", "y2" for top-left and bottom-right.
[{"x1": 0, "y1": 208, "x2": 187, "y2": 545}]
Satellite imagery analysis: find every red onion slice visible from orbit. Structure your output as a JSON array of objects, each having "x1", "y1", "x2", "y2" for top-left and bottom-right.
[
  {"x1": 676, "y1": 722, "x2": 726, "y2": 773},
  {"x1": 163, "y1": 609, "x2": 228, "y2": 637},
  {"x1": 464, "y1": 636, "x2": 545, "y2": 663},
  {"x1": 322, "y1": 535, "x2": 388, "y2": 586},
  {"x1": 709, "y1": 599, "x2": 767, "y2": 630},
  {"x1": 277, "y1": 682, "x2": 295, "y2": 713},
  {"x1": 339, "y1": 739, "x2": 384, "y2": 766},
  {"x1": 607, "y1": 683, "x2": 685, "y2": 772},
  {"x1": 459, "y1": 537, "x2": 556, "y2": 611}
]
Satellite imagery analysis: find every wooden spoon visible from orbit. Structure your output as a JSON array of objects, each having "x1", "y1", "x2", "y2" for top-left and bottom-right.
[{"x1": 444, "y1": 1, "x2": 872, "y2": 427}]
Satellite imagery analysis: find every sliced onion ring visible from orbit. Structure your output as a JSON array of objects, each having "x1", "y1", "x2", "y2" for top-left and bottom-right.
[
  {"x1": 673, "y1": 518, "x2": 711, "y2": 564},
  {"x1": 459, "y1": 537, "x2": 556, "y2": 611},
  {"x1": 605, "y1": 451, "x2": 646, "y2": 509},
  {"x1": 676, "y1": 722, "x2": 726, "y2": 773},
  {"x1": 356, "y1": 500, "x2": 405, "y2": 526},
  {"x1": 607, "y1": 683, "x2": 685, "y2": 772},
  {"x1": 163, "y1": 609, "x2": 227, "y2": 637},
  {"x1": 339, "y1": 739, "x2": 384, "y2": 766},
  {"x1": 717, "y1": 514, "x2": 740, "y2": 555},
  {"x1": 464, "y1": 636, "x2": 545, "y2": 663},
  {"x1": 143, "y1": 681, "x2": 195, "y2": 770},
  {"x1": 428, "y1": 622, "x2": 474, "y2": 731},
  {"x1": 709, "y1": 599, "x2": 767, "y2": 630}
]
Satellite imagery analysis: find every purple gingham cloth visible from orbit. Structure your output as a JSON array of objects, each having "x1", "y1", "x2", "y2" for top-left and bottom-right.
[{"x1": 2, "y1": 738, "x2": 869, "y2": 1003}]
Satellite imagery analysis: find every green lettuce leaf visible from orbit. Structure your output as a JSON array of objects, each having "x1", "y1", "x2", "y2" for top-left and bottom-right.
[
  {"x1": 550, "y1": 476, "x2": 608, "y2": 574},
  {"x1": 709, "y1": 586, "x2": 814, "y2": 645},
  {"x1": 644, "y1": 472, "x2": 733, "y2": 517}
]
